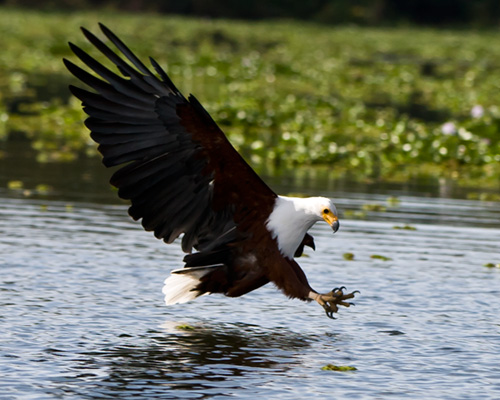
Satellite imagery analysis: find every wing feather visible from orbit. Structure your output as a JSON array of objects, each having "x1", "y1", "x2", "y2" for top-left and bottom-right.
[
  {"x1": 69, "y1": 85, "x2": 151, "y2": 113},
  {"x1": 69, "y1": 43, "x2": 155, "y2": 97},
  {"x1": 67, "y1": 24, "x2": 276, "y2": 253},
  {"x1": 64, "y1": 59, "x2": 154, "y2": 105}
]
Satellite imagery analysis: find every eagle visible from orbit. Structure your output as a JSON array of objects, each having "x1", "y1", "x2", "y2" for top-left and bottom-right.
[{"x1": 64, "y1": 24, "x2": 358, "y2": 319}]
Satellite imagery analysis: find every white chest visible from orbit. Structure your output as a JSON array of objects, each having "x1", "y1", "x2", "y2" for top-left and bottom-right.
[{"x1": 265, "y1": 196, "x2": 320, "y2": 258}]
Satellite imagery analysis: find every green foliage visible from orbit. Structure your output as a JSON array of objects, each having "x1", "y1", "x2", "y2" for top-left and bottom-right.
[
  {"x1": 393, "y1": 225, "x2": 417, "y2": 230},
  {"x1": 343, "y1": 210, "x2": 367, "y2": 219},
  {"x1": 8, "y1": 97, "x2": 94, "y2": 162},
  {"x1": 370, "y1": 254, "x2": 392, "y2": 261},
  {"x1": 467, "y1": 192, "x2": 500, "y2": 201},
  {"x1": 1, "y1": 7, "x2": 500, "y2": 186},
  {"x1": 386, "y1": 196, "x2": 401, "y2": 206},
  {"x1": 362, "y1": 203, "x2": 387, "y2": 212},
  {"x1": 321, "y1": 364, "x2": 357, "y2": 371},
  {"x1": 7, "y1": 180, "x2": 23, "y2": 190},
  {"x1": 175, "y1": 324, "x2": 196, "y2": 331}
]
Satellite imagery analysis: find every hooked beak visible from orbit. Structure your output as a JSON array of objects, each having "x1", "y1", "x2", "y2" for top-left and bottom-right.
[
  {"x1": 322, "y1": 211, "x2": 340, "y2": 233},
  {"x1": 331, "y1": 219, "x2": 340, "y2": 233}
]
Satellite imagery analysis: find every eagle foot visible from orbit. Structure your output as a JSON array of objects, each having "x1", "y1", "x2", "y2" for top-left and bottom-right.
[{"x1": 315, "y1": 287, "x2": 359, "y2": 319}]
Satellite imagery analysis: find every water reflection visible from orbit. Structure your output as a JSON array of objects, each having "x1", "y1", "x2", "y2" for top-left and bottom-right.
[{"x1": 68, "y1": 322, "x2": 312, "y2": 398}]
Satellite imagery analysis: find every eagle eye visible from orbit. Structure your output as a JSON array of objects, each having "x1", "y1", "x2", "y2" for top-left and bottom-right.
[{"x1": 323, "y1": 208, "x2": 329, "y2": 214}]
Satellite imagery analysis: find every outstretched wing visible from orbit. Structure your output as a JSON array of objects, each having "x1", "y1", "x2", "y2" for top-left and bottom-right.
[{"x1": 65, "y1": 24, "x2": 277, "y2": 253}]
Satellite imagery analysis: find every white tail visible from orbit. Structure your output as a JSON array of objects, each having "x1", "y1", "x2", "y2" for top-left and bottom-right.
[{"x1": 162, "y1": 265, "x2": 221, "y2": 305}]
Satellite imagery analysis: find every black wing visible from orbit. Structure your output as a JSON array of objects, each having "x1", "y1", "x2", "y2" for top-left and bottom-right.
[{"x1": 65, "y1": 24, "x2": 277, "y2": 253}]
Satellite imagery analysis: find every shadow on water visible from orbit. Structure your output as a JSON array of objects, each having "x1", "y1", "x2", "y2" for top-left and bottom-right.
[{"x1": 64, "y1": 322, "x2": 313, "y2": 398}]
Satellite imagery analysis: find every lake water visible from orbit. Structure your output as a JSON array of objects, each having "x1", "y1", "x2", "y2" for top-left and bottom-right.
[{"x1": 1, "y1": 185, "x2": 500, "y2": 399}]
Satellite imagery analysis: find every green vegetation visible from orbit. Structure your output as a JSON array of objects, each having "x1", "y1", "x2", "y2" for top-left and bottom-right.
[
  {"x1": 370, "y1": 254, "x2": 392, "y2": 261},
  {"x1": 361, "y1": 203, "x2": 387, "y2": 212},
  {"x1": 175, "y1": 324, "x2": 196, "y2": 331},
  {"x1": 321, "y1": 364, "x2": 357, "y2": 371},
  {"x1": 7, "y1": 180, "x2": 23, "y2": 190},
  {"x1": 467, "y1": 192, "x2": 500, "y2": 201},
  {"x1": 343, "y1": 210, "x2": 367, "y2": 219},
  {"x1": 1, "y1": 7, "x2": 500, "y2": 186},
  {"x1": 386, "y1": 196, "x2": 401, "y2": 206},
  {"x1": 393, "y1": 225, "x2": 417, "y2": 230}
]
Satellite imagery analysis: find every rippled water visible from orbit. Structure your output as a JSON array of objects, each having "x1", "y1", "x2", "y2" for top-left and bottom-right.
[{"x1": 1, "y1": 194, "x2": 500, "y2": 399}]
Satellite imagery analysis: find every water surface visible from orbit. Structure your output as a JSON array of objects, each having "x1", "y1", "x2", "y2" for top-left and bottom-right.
[{"x1": 1, "y1": 194, "x2": 500, "y2": 399}]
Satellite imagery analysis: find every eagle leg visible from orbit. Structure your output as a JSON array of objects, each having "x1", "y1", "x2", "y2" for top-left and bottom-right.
[{"x1": 312, "y1": 287, "x2": 359, "y2": 319}]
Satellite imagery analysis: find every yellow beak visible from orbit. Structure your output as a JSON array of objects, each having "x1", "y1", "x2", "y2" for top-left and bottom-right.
[{"x1": 322, "y1": 210, "x2": 340, "y2": 233}]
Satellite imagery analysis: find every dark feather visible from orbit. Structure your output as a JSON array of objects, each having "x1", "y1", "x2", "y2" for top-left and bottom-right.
[
  {"x1": 90, "y1": 130, "x2": 166, "y2": 145},
  {"x1": 85, "y1": 120, "x2": 165, "y2": 134},
  {"x1": 98, "y1": 23, "x2": 153, "y2": 77},
  {"x1": 294, "y1": 233, "x2": 316, "y2": 257},
  {"x1": 69, "y1": 85, "x2": 150, "y2": 113},
  {"x1": 69, "y1": 42, "x2": 155, "y2": 98},
  {"x1": 64, "y1": 59, "x2": 154, "y2": 105},
  {"x1": 84, "y1": 108, "x2": 158, "y2": 123}
]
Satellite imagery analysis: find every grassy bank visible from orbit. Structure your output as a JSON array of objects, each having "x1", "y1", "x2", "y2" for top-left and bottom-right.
[{"x1": 1, "y1": 7, "x2": 500, "y2": 187}]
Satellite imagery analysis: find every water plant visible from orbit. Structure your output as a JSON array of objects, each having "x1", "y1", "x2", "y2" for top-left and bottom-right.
[
  {"x1": 370, "y1": 254, "x2": 392, "y2": 261},
  {"x1": 1, "y1": 7, "x2": 499, "y2": 187},
  {"x1": 321, "y1": 364, "x2": 357, "y2": 371}
]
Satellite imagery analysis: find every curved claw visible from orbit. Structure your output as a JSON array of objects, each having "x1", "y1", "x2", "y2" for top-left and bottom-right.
[
  {"x1": 314, "y1": 286, "x2": 359, "y2": 319},
  {"x1": 323, "y1": 304, "x2": 337, "y2": 319}
]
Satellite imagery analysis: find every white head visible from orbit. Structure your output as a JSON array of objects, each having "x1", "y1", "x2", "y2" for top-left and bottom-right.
[
  {"x1": 266, "y1": 195, "x2": 339, "y2": 258},
  {"x1": 292, "y1": 196, "x2": 340, "y2": 232}
]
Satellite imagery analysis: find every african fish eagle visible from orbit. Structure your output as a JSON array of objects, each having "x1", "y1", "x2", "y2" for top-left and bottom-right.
[{"x1": 64, "y1": 24, "x2": 358, "y2": 319}]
